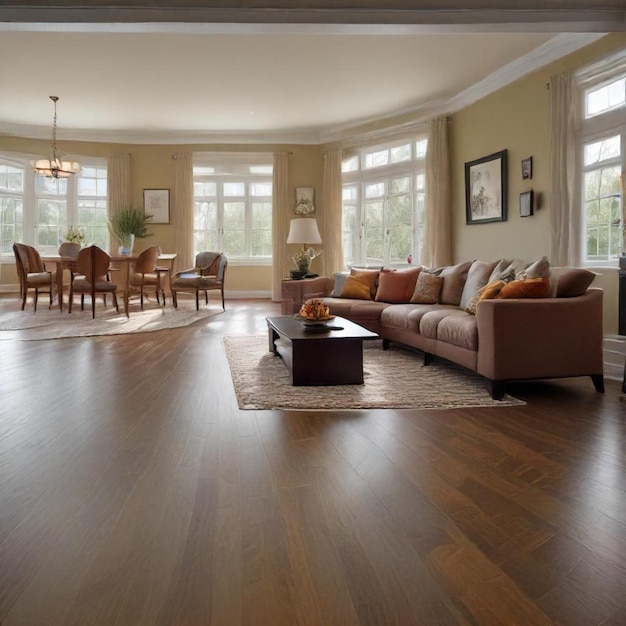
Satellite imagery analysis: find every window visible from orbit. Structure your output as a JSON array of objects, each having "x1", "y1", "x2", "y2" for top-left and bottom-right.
[
  {"x1": 0, "y1": 153, "x2": 108, "y2": 256},
  {"x1": 342, "y1": 138, "x2": 427, "y2": 267},
  {"x1": 578, "y1": 52, "x2": 625, "y2": 265},
  {"x1": 193, "y1": 153, "x2": 273, "y2": 264}
]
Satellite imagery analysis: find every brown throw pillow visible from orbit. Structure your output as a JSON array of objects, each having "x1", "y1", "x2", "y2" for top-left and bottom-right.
[
  {"x1": 410, "y1": 272, "x2": 443, "y2": 304},
  {"x1": 555, "y1": 268, "x2": 596, "y2": 297},
  {"x1": 340, "y1": 275, "x2": 372, "y2": 300},
  {"x1": 375, "y1": 267, "x2": 421, "y2": 303},
  {"x1": 349, "y1": 268, "x2": 380, "y2": 299},
  {"x1": 496, "y1": 277, "x2": 551, "y2": 299}
]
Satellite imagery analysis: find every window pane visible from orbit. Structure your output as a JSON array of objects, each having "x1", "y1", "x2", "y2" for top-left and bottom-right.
[
  {"x1": 223, "y1": 229, "x2": 245, "y2": 256},
  {"x1": 388, "y1": 224, "x2": 412, "y2": 263},
  {"x1": 584, "y1": 135, "x2": 620, "y2": 166},
  {"x1": 586, "y1": 77, "x2": 626, "y2": 117},
  {"x1": 365, "y1": 228, "x2": 383, "y2": 261},
  {"x1": 36, "y1": 176, "x2": 67, "y2": 195},
  {"x1": 365, "y1": 182, "x2": 385, "y2": 198},
  {"x1": 250, "y1": 182, "x2": 272, "y2": 196},
  {"x1": 0, "y1": 165, "x2": 23, "y2": 192},
  {"x1": 343, "y1": 185, "x2": 357, "y2": 201},
  {"x1": 390, "y1": 144, "x2": 411, "y2": 163},
  {"x1": 390, "y1": 176, "x2": 410, "y2": 194},
  {"x1": 365, "y1": 149, "x2": 389, "y2": 169},
  {"x1": 415, "y1": 139, "x2": 428, "y2": 158},
  {"x1": 224, "y1": 202, "x2": 245, "y2": 229},
  {"x1": 364, "y1": 201, "x2": 383, "y2": 228},
  {"x1": 387, "y1": 194, "x2": 411, "y2": 225},
  {"x1": 194, "y1": 181, "x2": 217, "y2": 196},
  {"x1": 249, "y1": 165, "x2": 272, "y2": 175},
  {"x1": 0, "y1": 197, "x2": 23, "y2": 253},
  {"x1": 224, "y1": 182, "x2": 245, "y2": 197},
  {"x1": 194, "y1": 200, "x2": 217, "y2": 231}
]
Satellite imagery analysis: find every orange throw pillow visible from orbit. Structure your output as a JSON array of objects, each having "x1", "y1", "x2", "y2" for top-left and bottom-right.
[
  {"x1": 375, "y1": 267, "x2": 421, "y2": 303},
  {"x1": 340, "y1": 275, "x2": 372, "y2": 300},
  {"x1": 496, "y1": 277, "x2": 551, "y2": 299},
  {"x1": 349, "y1": 268, "x2": 380, "y2": 299}
]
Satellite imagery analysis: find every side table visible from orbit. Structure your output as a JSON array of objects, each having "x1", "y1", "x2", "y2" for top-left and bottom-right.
[{"x1": 280, "y1": 277, "x2": 326, "y2": 315}]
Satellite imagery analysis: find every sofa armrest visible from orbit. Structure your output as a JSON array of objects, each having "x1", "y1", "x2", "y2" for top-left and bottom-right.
[{"x1": 476, "y1": 288, "x2": 603, "y2": 381}]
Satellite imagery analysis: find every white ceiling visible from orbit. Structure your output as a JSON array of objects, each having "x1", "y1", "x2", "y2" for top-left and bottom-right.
[{"x1": 0, "y1": 24, "x2": 610, "y2": 144}]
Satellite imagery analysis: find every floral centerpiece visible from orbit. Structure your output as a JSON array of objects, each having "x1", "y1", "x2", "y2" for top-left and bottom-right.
[
  {"x1": 63, "y1": 225, "x2": 85, "y2": 245},
  {"x1": 298, "y1": 298, "x2": 331, "y2": 320}
]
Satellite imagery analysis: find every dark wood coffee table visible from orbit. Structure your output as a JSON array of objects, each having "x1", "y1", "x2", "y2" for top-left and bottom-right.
[{"x1": 266, "y1": 315, "x2": 379, "y2": 386}]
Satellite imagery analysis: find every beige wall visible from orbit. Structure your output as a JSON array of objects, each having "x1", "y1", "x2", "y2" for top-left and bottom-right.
[
  {"x1": 450, "y1": 33, "x2": 626, "y2": 334},
  {"x1": 0, "y1": 137, "x2": 324, "y2": 292}
]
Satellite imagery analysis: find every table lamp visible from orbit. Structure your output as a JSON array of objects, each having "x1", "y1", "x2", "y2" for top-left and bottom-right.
[{"x1": 286, "y1": 218, "x2": 322, "y2": 279}]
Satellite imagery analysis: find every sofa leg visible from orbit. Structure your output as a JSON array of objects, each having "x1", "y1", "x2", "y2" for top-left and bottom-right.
[
  {"x1": 486, "y1": 380, "x2": 506, "y2": 401},
  {"x1": 423, "y1": 352, "x2": 433, "y2": 366},
  {"x1": 382, "y1": 339, "x2": 391, "y2": 350},
  {"x1": 590, "y1": 374, "x2": 605, "y2": 393}
]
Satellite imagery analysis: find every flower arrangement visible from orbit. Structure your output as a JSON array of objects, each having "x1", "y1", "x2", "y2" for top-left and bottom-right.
[
  {"x1": 63, "y1": 225, "x2": 85, "y2": 244},
  {"x1": 299, "y1": 298, "x2": 330, "y2": 320},
  {"x1": 293, "y1": 247, "x2": 322, "y2": 272}
]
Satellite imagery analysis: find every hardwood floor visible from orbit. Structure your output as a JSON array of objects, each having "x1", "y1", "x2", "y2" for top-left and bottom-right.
[{"x1": 0, "y1": 299, "x2": 625, "y2": 625}]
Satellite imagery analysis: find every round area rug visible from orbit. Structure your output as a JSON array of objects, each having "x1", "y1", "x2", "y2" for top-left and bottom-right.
[{"x1": 0, "y1": 298, "x2": 223, "y2": 340}]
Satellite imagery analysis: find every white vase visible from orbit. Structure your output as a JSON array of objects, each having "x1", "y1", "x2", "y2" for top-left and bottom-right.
[{"x1": 118, "y1": 234, "x2": 135, "y2": 256}]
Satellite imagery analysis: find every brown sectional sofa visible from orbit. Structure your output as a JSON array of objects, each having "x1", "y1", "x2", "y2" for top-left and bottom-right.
[{"x1": 285, "y1": 260, "x2": 605, "y2": 400}]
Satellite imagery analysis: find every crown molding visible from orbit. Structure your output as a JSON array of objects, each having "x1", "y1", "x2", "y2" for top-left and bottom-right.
[{"x1": 318, "y1": 33, "x2": 606, "y2": 144}]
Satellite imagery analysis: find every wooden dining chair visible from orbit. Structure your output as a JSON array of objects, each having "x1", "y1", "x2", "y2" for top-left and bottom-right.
[
  {"x1": 128, "y1": 245, "x2": 164, "y2": 310},
  {"x1": 69, "y1": 245, "x2": 119, "y2": 319},
  {"x1": 170, "y1": 251, "x2": 227, "y2": 311},
  {"x1": 12, "y1": 243, "x2": 56, "y2": 312}
]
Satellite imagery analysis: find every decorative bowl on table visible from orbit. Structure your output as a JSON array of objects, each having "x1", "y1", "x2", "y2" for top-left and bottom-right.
[{"x1": 296, "y1": 299, "x2": 335, "y2": 326}]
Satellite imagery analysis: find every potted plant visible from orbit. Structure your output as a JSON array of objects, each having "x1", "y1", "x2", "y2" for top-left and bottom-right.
[{"x1": 107, "y1": 208, "x2": 152, "y2": 255}]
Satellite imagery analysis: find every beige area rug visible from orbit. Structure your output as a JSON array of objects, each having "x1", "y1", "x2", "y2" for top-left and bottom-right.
[
  {"x1": 223, "y1": 335, "x2": 524, "y2": 411},
  {"x1": 0, "y1": 297, "x2": 223, "y2": 340}
]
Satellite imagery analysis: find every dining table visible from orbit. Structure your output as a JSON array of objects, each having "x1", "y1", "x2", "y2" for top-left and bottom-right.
[{"x1": 41, "y1": 251, "x2": 177, "y2": 317}]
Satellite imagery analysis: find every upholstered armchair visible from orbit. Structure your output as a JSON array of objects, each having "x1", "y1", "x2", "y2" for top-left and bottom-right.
[
  {"x1": 128, "y1": 245, "x2": 163, "y2": 310},
  {"x1": 69, "y1": 245, "x2": 119, "y2": 318},
  {"x1": 170, "y1": 251, "x2": 227, "y2": 311},
  {"x1": 13, "y1": 243, "x2": 56, "y2": 312}
]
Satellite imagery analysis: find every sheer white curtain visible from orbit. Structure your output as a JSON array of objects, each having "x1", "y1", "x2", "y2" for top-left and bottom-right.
[
  {"x1": 272, "y1": 152, "x2": 290, "y2": 301},
  {"x1": 107, "y1": 153, "x2": 130, "y2": 217},
  {"x1": 422, "y1": 117, "x2": 452, "y2": 268},
  {"x1": 172, "y1": 152, "x2": 194, "y2": 271},
  {"x1": 322, "y1": 147, "x2": 344, "y2": 275},
  {"x1": 549, "y1": 72, "x2": 580, "y2": 266}
]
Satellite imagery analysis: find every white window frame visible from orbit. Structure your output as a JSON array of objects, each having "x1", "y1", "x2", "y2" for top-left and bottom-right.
[
  {"x1": 0, "y1": 151, "x2": 108, "y2": 260},
  {"x1": 193, "y1": 152, "x2": 273, "y2": 267},
  {"x1": 576, "y1": 51, "x2": 626, "y2": 267},
  {"x1": 342, "y1": 137, "x2": 427, "y2": 268}
]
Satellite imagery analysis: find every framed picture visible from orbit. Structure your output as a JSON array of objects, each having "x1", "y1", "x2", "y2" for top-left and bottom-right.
[
  {"x1": 295, "y1": 187, "x2": 315, "y2": 215},
  {"x1": 521, "y1": 156, "x2": 533, "y2": 180},
  {"x1": 143, "y1": 189, "x2": 170, "y2": 224},
  {"x1": 465, "y1": 150, "x2": 508, "y2": 224},
  {"x1": 520, "y1": 190, "x2": 534, "y2": 217}
]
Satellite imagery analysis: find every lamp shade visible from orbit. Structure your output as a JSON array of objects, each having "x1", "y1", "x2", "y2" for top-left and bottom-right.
[{"x1": 286, "y1": 218, "x2": 322, "y2": 245}]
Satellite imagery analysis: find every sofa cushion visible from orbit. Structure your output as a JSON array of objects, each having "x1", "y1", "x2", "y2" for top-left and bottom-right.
[
  {"x1": 459, "y1": 260, "x2": 498, "y2": 310},
  {"x1": 419, "y1": 309, "x2": 468, "y2": 340},
  {"x1": 464, "y1": 267, "x2": 516, "y2": 314},
  {"x1": 438, "y1": 261, "x2": 473, "y2": 305},
  {"x1": 380, "y1": 303, "x2": 458, "y2": 331},
  {"x1": 324, "y1": 297, "x2": 388, "y2": 321},
  {"x1": 436, "y1": 314, "x2": 478, "y2": 351},
  {"x1": 555, "y1": 268, "x2": 596, "y2": 297},
  {"x1": 330, "y1": 272, "x2": 349, "y2": 297},
  {"x1": 410, "y1": 272, "x2": 443, "y2": 304},
  {"x1": 340, "y1": 275, "x2": 372, "y2": 300},
  {"x1": 375, "y1": 267, "x2": 421, "y2": 303},
  {"x1": 349, "y1": 267, "x2": 380, "y2": 299},
  {"x1": 496, "y1": 277, "x2": 551, "y2": 299}
]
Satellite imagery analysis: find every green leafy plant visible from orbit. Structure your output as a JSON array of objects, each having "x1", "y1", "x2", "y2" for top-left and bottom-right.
[{"x1": 107, "y1": 208, "x2": 152, "y2": 244}]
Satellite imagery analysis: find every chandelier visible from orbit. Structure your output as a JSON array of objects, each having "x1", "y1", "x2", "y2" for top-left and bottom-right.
[{"x1": 33, "y1": 96, "x2": 81, "y2": 179}]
